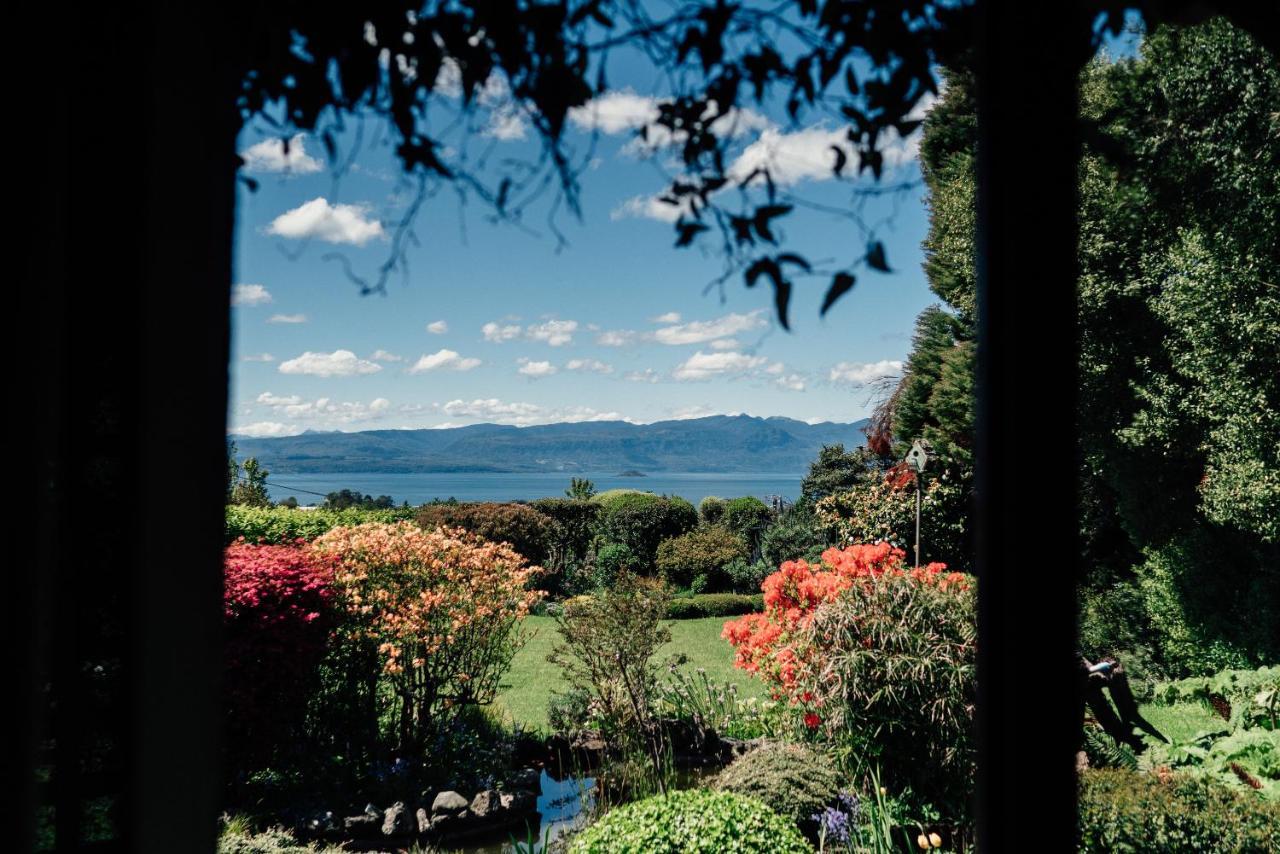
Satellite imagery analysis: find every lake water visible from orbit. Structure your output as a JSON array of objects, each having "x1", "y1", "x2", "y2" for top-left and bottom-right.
[{"x1": 264, "y1": 471, "x2": 804, "y2": 507}]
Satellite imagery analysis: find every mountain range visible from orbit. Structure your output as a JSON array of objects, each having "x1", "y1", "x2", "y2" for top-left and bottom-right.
[{"x1": 230, "y1": 415, "x2": 870, "y2": 473}]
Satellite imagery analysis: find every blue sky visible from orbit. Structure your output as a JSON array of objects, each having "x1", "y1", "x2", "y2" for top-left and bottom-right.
[{"x1": 229, "y1": 44, "x2": 946, "y2": 437}]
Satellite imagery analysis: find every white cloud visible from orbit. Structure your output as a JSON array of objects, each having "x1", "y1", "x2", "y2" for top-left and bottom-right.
[
  {"x1": 650, "y1": 311, "x2": 681, "y2": 323},
  {"x1": 610, "y1": 194, "x2": 686, "y2": 223},
  {"x1": 235, "y1": 421, "x2": 302, "y2": 438},
  {"x1": 625, "y1": 369, "x2": 662, "y2": 384},
  {"x1": 426, "y1": 320, "x2": 449, "y2": 334},
  {"x1": 441, "y1": 398, "x2": 629, "y2": 426},
  {"x1": 565, "y1": 358, "x2": 613, "y2": 374},
  {"x1": 242, "y1": 353, "x2": 276, "y2": 362},
  {"x1": 709, "y1": 338, "x2": 740, "y2": 351},
  {"x1": 672, "y1": 350, "x2": 771, "y2": 381},
  {"x1": 727, "y1": 126, "x2": 849, "y2": 186},
  {"x1": 268, "y1": 313, "x2": 308, "y2": 324},
  {"x1": 774, "y1": 373, "x2": 808, "y2": 392},
  {"x1": 409, "y1": 349, "x2": 483, "y2": 373},
  {"x1": 829, "y1": 359, "x2": 904, "y2": 385},
  {"x1": 266, "y1": 197, "x2": 385, "y2": 245},
  {"x1": 370, "y1": 350, "x2": 404, "y2": 362},
  {"x1": 654, "y1": 310, "x2": 768, "y2": 345},
  {"x1": 568, "y1": 91, "x2": 660, "y2": 134},
  {"x1": 597, "y1": 329, "x2": 640, "y2": 347},
  {"x1": 278, "y1": 350, "x2": 383, "y2": 377},
  {"x1": 666, "y1": 405, "x2": 722, "y2": 420},
  {"x1": 517, "y1": 358, "x2": 558, "y2": 378},
  {"x1": 482, "y1": 321, "x2": 522, "y2": 342},
  {"x1": 525, "y1": 319, "x2": 578, "y2": 346},
  {"x1": 256, "y1": 392, "x2": 303, "y2": 406},
  {"x1": 486, "y1": 109, "x2": 529, "y2": 141},
  {"x1": 239, "y1": 134, "x2": 323, "y2": 174},
  {"x1": 231, "y1": 283, "x2": 273, "y2": 307}
]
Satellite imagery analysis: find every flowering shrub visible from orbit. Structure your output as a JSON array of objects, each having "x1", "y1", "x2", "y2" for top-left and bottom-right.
[
  {"x1": 723, "y1": 543, "x2": 975, "y2": 816},
  {"x1": 310, "y1": 522, "x2": 541, "y2": 749},
  {"x1": 223, "y1": 542, "x2": 337, "y2": 765}
]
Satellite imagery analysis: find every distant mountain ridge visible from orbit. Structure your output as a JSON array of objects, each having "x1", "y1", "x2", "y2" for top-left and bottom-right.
[{"x1": 231, "y1": 415, "x2": 870, "y2": 474}]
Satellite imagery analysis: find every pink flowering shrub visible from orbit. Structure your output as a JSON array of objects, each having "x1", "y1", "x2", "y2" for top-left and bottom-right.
[
  {"x1": 223, "y1": 541, "x2": 337, "y2": 764},
  {"x1": 311, "y1": 521, "x2": 542, "y2": 749}
]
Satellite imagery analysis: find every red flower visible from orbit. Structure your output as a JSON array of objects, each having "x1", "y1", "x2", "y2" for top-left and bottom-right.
[{"x1": 804, "y1": 712, "x2": 821, "y2": 729}]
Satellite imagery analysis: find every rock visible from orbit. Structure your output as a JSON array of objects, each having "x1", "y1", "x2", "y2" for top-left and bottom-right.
[
  {"x1": 382, "y1": 801, "x2": 413, "y2": 837},
  {"x1": 507, "y1": 767, "x2": 540, "y2": 791},
  {"x1": 431, "y1": 790, "x2": 469, "y2": 815},
  {"x1": 469, "y1": 789, "x2": 501, "y2": 819},
  {"x1": 416, "y1": 807, "x2": 431, "y2": 835},
  {"x1": 500, "y1": 789, "x2": 536, "y2": 814},
  {"x1": 343, "y1": 812, "x2": 381, "y2": 838}
]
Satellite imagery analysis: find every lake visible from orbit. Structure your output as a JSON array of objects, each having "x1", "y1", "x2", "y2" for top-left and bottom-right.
[{"x1": 263, "y1": 471, "x2": 805, "y2": 507}]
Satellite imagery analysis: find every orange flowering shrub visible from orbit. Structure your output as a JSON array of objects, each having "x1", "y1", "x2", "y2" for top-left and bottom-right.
[
  {"x1": 723, "y1": 543, "x2": 976, "y2": 816},
  {"x1": 311, "y1": 521, "x2": 542, "y2": 748}
]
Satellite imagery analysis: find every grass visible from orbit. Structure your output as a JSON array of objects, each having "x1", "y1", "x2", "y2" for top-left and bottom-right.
[{"x1": 494, "y1": 615, "x2": 768, "y2": 731}]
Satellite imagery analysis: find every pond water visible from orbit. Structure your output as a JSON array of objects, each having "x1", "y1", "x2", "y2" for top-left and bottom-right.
[{"x1": 459, "y1": 769, "x2": 595, "y2": 854}]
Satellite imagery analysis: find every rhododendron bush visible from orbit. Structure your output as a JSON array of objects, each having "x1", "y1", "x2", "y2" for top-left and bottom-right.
[
  {"x1": 723, "y1": 543, "x2": 976, "y2": 815},
  {"x1": 223, "y1": 542, "x2": 337, "y2": 765},
  {"x1": 311, "y1": 521, "x2": 542, "y2": 749}
]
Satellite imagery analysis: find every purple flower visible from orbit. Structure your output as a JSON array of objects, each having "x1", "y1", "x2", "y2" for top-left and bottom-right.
[{"x1": 813, "y1": 805, "x2": 852, "y2": 845}]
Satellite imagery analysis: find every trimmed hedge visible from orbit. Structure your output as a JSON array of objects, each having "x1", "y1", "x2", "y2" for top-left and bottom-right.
[
  {"x1": 225, "y1": 505, "x2": 416, "y2": 544},
  {"x1": 666, "y1": 593, "x2": 764, "y2": 620},
  {"x1": 594, "y1": 493, "x2": 698, "y2": 567},
  {"x1": 712, "y1": 742, "x2": 842, "y2": 833},
  {"x1": 568, "y1": 789, "x2": 810, "y2": 853},
  {"x1": 1078, "y1": 768, "x2": 1280, "y2": 852}
]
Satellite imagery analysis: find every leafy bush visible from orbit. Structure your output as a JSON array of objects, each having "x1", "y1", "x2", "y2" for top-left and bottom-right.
[
  {"x1": 593, "y1": 542, "x2": 639, "y2": 589},
  {"x1": 712, "y1": 742, "x2": 842, "y2": 833},
  {"x1": 655, "y1": 526, "x2": 748, "y2": 589},
  {"x1": 416, "y1": 501, "x2": 560, "y2": 567},
  {"x1": 311, "y1": 522, "x2": 541, "y2": 749},
  {"x1": 1154, "y1": 666, "x2": 1280, "y2": 732},
  {"x1": 724, "y1": 557, "x2": 773, "y2": 594},
  {"x1": 760, "y1": 506, "x2": 829, "y2": 567},
  {"x1": 665, "y1": 593, "x2": 764, "y2": 619},
  {"x1": 722, "y1": 496, "x2": 774, "y2": 554},
  {"x1": 223, "y1": 543, "x2": 337, "y2": 768},
  {"x1": 530, "y1": 497, "x2": 600, "y2": 563},
  {"x1": 569, "y1": 789, "x2": 810, "y2": 854},
  {"x1": 218, "y1": 824, "x2": 345, "y2": 854},
  {"x1": 699, "y1": 496, "x2": 727, "y2": 525},
  {"x1": 594, "y1": 493, "x2": 698, "y2": 567},
  {"x1": 590, "y1": 488, "x2": 652, "y2": 509},
  {"x1": 226, "y1": 505, "x2": 417, "y2": 544},
  {"x1": 547, "y1": 574, "x2": 671, "y2": 743},
  {"x1": 1077, "y1": 768, "x2": 1280, "y2": 852},
  {"x1": 724, "y1": 544, "x2": 975, "y2": 818}
]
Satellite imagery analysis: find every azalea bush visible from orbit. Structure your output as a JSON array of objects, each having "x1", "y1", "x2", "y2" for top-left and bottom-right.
[
  {"x1": 723, "y1": 543, "x2": 975, "y2": 817},
  {"x1": 311, "y1": 521, "x2": 541, "y2": 750},
  {"x1": 223, "y1": 542, "x2": 338, "y2": 768}
]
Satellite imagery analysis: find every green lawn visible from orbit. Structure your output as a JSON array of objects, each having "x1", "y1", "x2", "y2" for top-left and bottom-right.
[{"x1": 494, "y1": 615, "x2": 768, "y2": 731}]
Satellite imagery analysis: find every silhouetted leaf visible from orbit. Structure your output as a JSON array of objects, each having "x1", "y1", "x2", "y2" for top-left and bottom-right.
[
  {"x1": 820, "y1": 272, "x2": 856, "y2": 315},
  {"x1": 866, "y1": 241, "x2": 891, "y2": 272},
  {"x1": 777, "y1": 253, "x2": 811, "y2": 271},
  {"x1": 674, "y1": 221, "x2": 709, "y2": 247},
  {"x1": 774, "y1": 279, "x2": 792, "y2": 330},
  {"x1": 831, "y1": 145, "x2": 848, "y2": 176},
  {"x1": 744, "y1": 256, "x2": 781, "y2": 288},
  {"x1": 753, "y1": 204, "x2": 792, "y2": 243}
]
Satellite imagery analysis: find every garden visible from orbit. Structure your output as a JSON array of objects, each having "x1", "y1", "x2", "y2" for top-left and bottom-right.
[{"x1": 214, "y1": 16, "x2": 1279, "y2": 854}]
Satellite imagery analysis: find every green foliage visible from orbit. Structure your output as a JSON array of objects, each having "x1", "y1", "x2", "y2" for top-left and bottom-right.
[
  {"x1": 665, "y1": 593, "x2": 764, "y2": 620},
  {"x1": 229, "y1": 457, "x2": 271, "y2": 508},
  {"x1": 804, "y1": 574, "x2": 977, "y2": 818},
  {"x1": 548, "y1": 574, "x2": 673, "y2": 739},
  {"x1": 530, "y1": 497, "x2": 601, "y2": 587},
  {"x1": 800, "y1": 444, "x2": 874, "y2": 505},
  {"x1": 699, "y1": 496, "x2": 727, "y2": 525},
  {"x1": 712, "y1": 743, "x2": 842, "y2": 832},
  {"x1": 593, "y1": 493, "x2": 698, "y2": 567},
  {"x1": 1155, "y1": 666, "x2": 1280, "y2": 733},
  {"x1": 225, "y1": 505, "x2": 417, "y2": 544},
  {"x1": 721, "y1": 496, "x2": 774, "y2": 555},
  {"x1": 416, "y1": 501, "x2": 559, "y2": 566},
  {"x1": 760, "y1": 505, "x2": 829, "y2": 568},
  {"x1": 1077, "y1": 768, "x2": 1280, "y2": 852},
  {"x1": 320, "y1": 488, "x2": 395, "y2": 510},
  {"x1": 816, "y1": 474, "x2": 970, "y2": 570},
  {"x1": 656, "y1": 666, "x2": 785, "y2": 741},
  {"x1": 218, "y1": 823, "x2": 345, "y2": 854},
  {"x1": 568, "y1": 789, "x2": 810, "y2": 854},
  {"x1": 655, "y1": 527, "x2": 748, "y2": 590},
  {"x1": 566, "y1": 477, "x2": 596, "y2": 500},
  {"x1": 723, "y1": 557, "x2": 773, "y2": 595},
  {"x1": 592, "y1": 543, "x2": 639, "y2": 590}
]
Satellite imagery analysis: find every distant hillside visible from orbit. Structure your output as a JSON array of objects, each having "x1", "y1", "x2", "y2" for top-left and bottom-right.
[{"x1": 230, "y1": 415, "x2": 870, "y2": 473}]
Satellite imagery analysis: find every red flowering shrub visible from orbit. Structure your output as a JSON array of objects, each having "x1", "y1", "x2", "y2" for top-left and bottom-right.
[
  {"x1": 723, "y1": 543, "x2": 976, "y2": 816},
  {"x1": 223, "y1": 541, "x2": 338, "y2": 766}
]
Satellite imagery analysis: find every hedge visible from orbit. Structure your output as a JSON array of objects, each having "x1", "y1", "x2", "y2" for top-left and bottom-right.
[
  {"x1": 666, "y1": 593, "x2": 764, "y2": 620},
  {"x1": 225, "y1": 505, "x2": 416, "y2": 544}
]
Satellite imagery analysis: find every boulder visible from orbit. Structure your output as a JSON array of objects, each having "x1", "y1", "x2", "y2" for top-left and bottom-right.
[
  {"x1": 415, "y1": 807, "x2": 431, "y2": 835},
  {"x1": 431, "y1": 791, "x2": 469, "y2": 815},
  {"x1": 500, "y1": 790, "x2": 536, "y2": 814},
  {"x1": 469, "y1": 789, "x2": 501, "y2": 819},
  {"x1": 381, "y1": 801, "x2": 413, "y2": 837}
]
